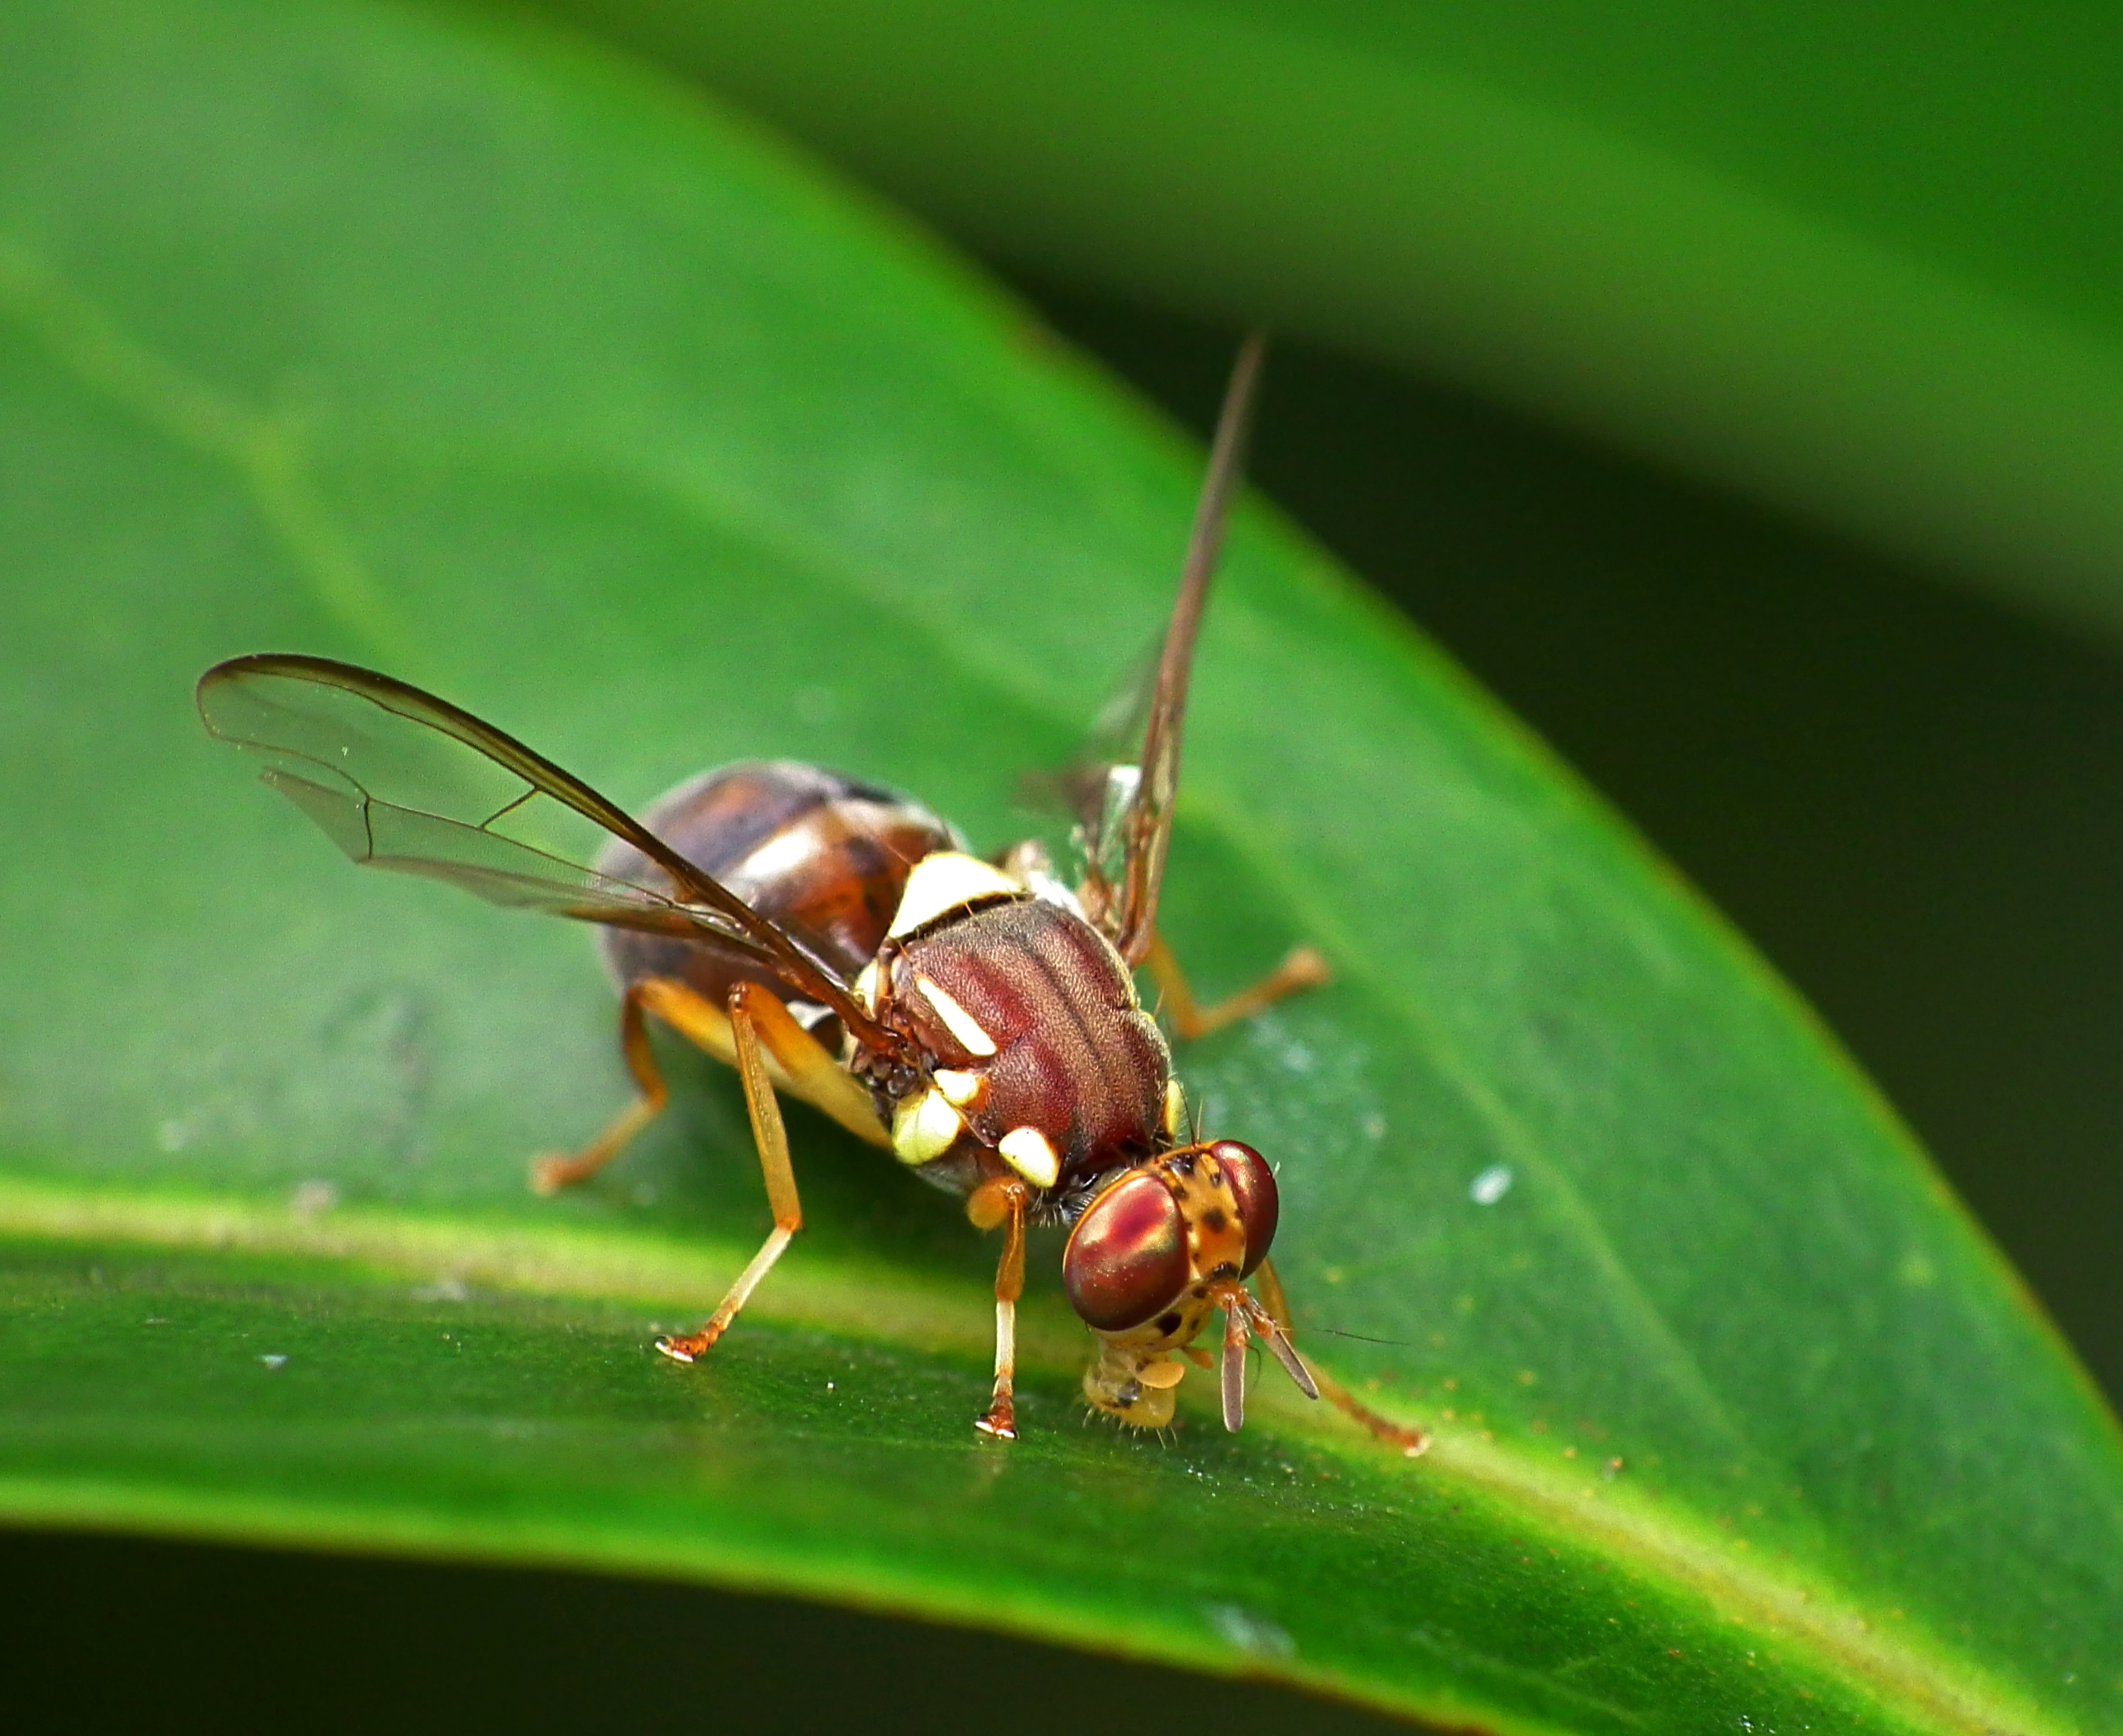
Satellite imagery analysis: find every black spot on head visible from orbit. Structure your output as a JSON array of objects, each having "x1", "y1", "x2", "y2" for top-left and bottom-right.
[
  {"x1": 1202, "y1": 1208, "x2": 1229, "y2": 1233},
  {"x1": 1155, "y1": 1311, "x2": 1183, "y2": 1337}
]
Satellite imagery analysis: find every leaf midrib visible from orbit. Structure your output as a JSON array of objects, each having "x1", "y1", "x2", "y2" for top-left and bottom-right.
[{"x1": 0, "y1": 237, "x2": 413, "y2": 663}]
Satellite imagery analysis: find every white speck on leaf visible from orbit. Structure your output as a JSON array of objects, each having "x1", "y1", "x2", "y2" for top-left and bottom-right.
[
  {"x1": 259, "y1": 1354, "x2": 288, "y2": 1370},
  {"x1": 1206, "y1": 1603, "x2": 1295, "y2": 1660},
  {"x1": 1469, "y1": 1164, "x2": 1513, "y2": 1205}
]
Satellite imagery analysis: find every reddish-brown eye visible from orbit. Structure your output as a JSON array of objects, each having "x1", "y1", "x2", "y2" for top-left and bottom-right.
[
  {"x1": 1064, "y1": 1170, "x2": 1190, "y2": 1332},
  {"x1": 1209, "y1": 1141, "x2": 1280, "y2": 1276}
]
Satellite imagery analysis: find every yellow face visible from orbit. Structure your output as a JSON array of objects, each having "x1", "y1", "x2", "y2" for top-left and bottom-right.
[{"x1": 1080, "y1": 1292, "x2": 1216, "y2": 1427}]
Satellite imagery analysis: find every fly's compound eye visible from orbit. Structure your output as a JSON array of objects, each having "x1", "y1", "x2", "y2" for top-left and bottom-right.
[
  {"x1": 1063, "y1": 1170, "x2": 1190, "y2": 1333},
  {"x1": 1208, "y1": 1140, "x2": 1280, "y2": 1277}
]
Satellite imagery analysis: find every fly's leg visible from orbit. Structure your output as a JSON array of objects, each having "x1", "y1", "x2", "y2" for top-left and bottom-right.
[
  {"x1": 656, "y1": 982, "x2": 826, "y2": 1362},
  {"x1": 530, "y1": 980, "x2": 673, "y2": 1193},
  {"x1": 532, "y1": 976, "x2": 887, "y2": 1194},
  {"x1": 966, "y1": 1177, "x2": 1031, "y2": 1440},
  {"x1": 1253, "y1": 1257, "x2": 1429, "y2": 1457},
  {"x1": 1144, "y1": 933, "x2": 1331, "y2": 1041}
]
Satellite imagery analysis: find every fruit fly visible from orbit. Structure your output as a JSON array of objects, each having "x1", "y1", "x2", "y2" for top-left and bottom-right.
[{"x1": 197, "y1": 335, "x2": 1424, "y2": 1452}]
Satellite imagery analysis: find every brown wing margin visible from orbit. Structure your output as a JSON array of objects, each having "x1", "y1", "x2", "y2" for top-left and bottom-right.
[
  {"x1": 1111, "y1": 330, "x2": 1269, "y2": 967},
  {"x1": 197, "y1": 654, "x2": 898, "y2": 1056}
]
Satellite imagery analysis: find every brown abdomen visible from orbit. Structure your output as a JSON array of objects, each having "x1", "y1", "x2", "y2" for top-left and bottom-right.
[{"x1": 597, "y1": 761, "x2": 959, "y2": 1018}]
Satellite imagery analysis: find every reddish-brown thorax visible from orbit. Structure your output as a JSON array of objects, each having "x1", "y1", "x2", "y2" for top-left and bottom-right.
[{"x1": 877, "y1": 897, "x2": 1171, "y2": 1192}]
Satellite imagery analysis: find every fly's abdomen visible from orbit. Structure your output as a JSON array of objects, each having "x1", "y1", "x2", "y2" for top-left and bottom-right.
[{"x1": 598, "y1": 760, "x2": 959, "y2": 1015}]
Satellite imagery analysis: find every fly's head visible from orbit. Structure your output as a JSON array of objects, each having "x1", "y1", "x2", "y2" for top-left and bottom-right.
[{"x1": 1062, "y1": 1140, "x2": 1315, "y2": 1430}]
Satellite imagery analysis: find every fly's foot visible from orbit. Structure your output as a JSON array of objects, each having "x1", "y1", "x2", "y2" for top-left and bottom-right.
[
  {"x1": 1366, "y1": 1416, "x2": 1431, "y2": 1458},
  {"x1": 655, "y1": 1328, "x2": 723, "y2": 1364},
  {"x1": 528, "y1": 1152, "x2": 586, "y2": 1195},
  {"x1": 1276, "y1": 945, "x2": 1333, "y2": 993},
  {"x1": 1320, "y1": 1384, "x2": 1430, "y2": 1457},
  {"x1": 527, "y1": 1088, "x2": 666, "y2": 1194},
  {"x1": 1146, "y1": 935, "x2": 1335, "y2": 1042},
  {"x1": 974, "y1": 1396, "x2": 1018, "y2": 1440}
]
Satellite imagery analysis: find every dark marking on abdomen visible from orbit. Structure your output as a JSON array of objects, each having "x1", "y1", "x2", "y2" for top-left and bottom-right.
[{"x1": 597, "y1": 760, "x2": 958, "y2": 1019}]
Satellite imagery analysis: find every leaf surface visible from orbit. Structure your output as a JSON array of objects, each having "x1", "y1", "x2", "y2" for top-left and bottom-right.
[{"x1": 1, "y1": 4, "x2": 2118, "y2": 1734}]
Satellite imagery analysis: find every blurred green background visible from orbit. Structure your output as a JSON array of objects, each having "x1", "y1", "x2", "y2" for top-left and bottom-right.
[{"x1": 12, "y1": 2, "x2": 2123, "y2": 1729}]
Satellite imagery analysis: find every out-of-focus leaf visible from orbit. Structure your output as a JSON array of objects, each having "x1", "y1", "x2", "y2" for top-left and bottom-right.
[{"x1": 538, "y1": 0, "x2": 2123, "y2": 640}]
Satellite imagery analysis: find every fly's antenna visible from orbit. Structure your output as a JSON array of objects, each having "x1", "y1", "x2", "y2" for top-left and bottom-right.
[{"x1": 1294, "y1": 1325, "x2": 1415, "y2": 1348}]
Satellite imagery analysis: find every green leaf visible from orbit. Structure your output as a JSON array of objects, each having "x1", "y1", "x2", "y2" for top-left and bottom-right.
[
  {"x1": 532, "y1": 0, "x2": 2123, "y2": 641},
  {"x1": 2, "y1": 3, "x2": 2118, "y2": 1734}
]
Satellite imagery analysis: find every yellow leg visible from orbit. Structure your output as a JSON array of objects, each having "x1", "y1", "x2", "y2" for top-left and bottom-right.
[
  {"x1": 529, "y1": 981, "x2": 668, "y2": 1194},
  {"x1": 656, "y1": 982, "x2": 814, "y2": 1363},
  {"x1": 1144, "y1": 933, "x2": 1332, "y2": 1041},
  {"x1": 1254, "y1": 1258, "x2": 1429, "y2": 1457},
  {"x1": 531, "y1": 974, "x2": 887, "y2": 1193},
  {"x1": 637, "y1": 977, "x2": 887, "y2": 1148},
  {"x1": 968, "y1": 1177, "x2": 1031, "y2": 1440}
]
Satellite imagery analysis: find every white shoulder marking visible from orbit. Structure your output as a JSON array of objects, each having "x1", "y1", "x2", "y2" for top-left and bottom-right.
[
  {"x1": 725, "y1": 819, "x2": 826, "y2": 892},
  {"x1": 932, "y1": 1068, "x2": 985, "y2": 1108},
  {"x1": 892, "y1": 1087, "x2": 962, "y2": 1167},
  {"x1": 887, "y1": 850, "x2": 1019, "y2": 939},
  {"x1": 998, "y1": 1126, "x2": 1060, "y2": 1190},
  {"x1": 914, "y1": 975, "x2": 999, "y2": 1058}
]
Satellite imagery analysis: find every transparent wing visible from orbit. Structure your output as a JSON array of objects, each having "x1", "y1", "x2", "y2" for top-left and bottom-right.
[
  {"x1": 1082, "y1": 332, "x2": 1268, "y2": 965},
  {"x1": 1017, "y1": 636, "x2": 1157, "y2": 922},
  {"x1": 197, "y1": 654, "x2": 894, "y2": 1051}
]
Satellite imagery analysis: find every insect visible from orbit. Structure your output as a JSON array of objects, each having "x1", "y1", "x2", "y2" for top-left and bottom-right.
[{"x1": 197, "y1": 335, "x2": 1424, "y2": 1452}]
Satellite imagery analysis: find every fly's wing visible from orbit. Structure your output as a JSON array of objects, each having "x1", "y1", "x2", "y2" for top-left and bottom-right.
[
  {"x1": 1019, "y1": 636, "x2": 1157, "y2": 930},
  {"x1": 197, "y1": 654, "x2": 895, "y2": 1052},
  {"x1": 1105, "y1": 330, "x2": 1267, "y2": 966}
]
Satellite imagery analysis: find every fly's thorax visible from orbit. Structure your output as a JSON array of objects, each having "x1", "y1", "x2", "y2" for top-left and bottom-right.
[
  {"x1": 595, "y1": 761, "x2": 956, "y2": 1021},
  {"x1": 856, "y1": 856, "x2": 1171, "y2": 1198}
]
